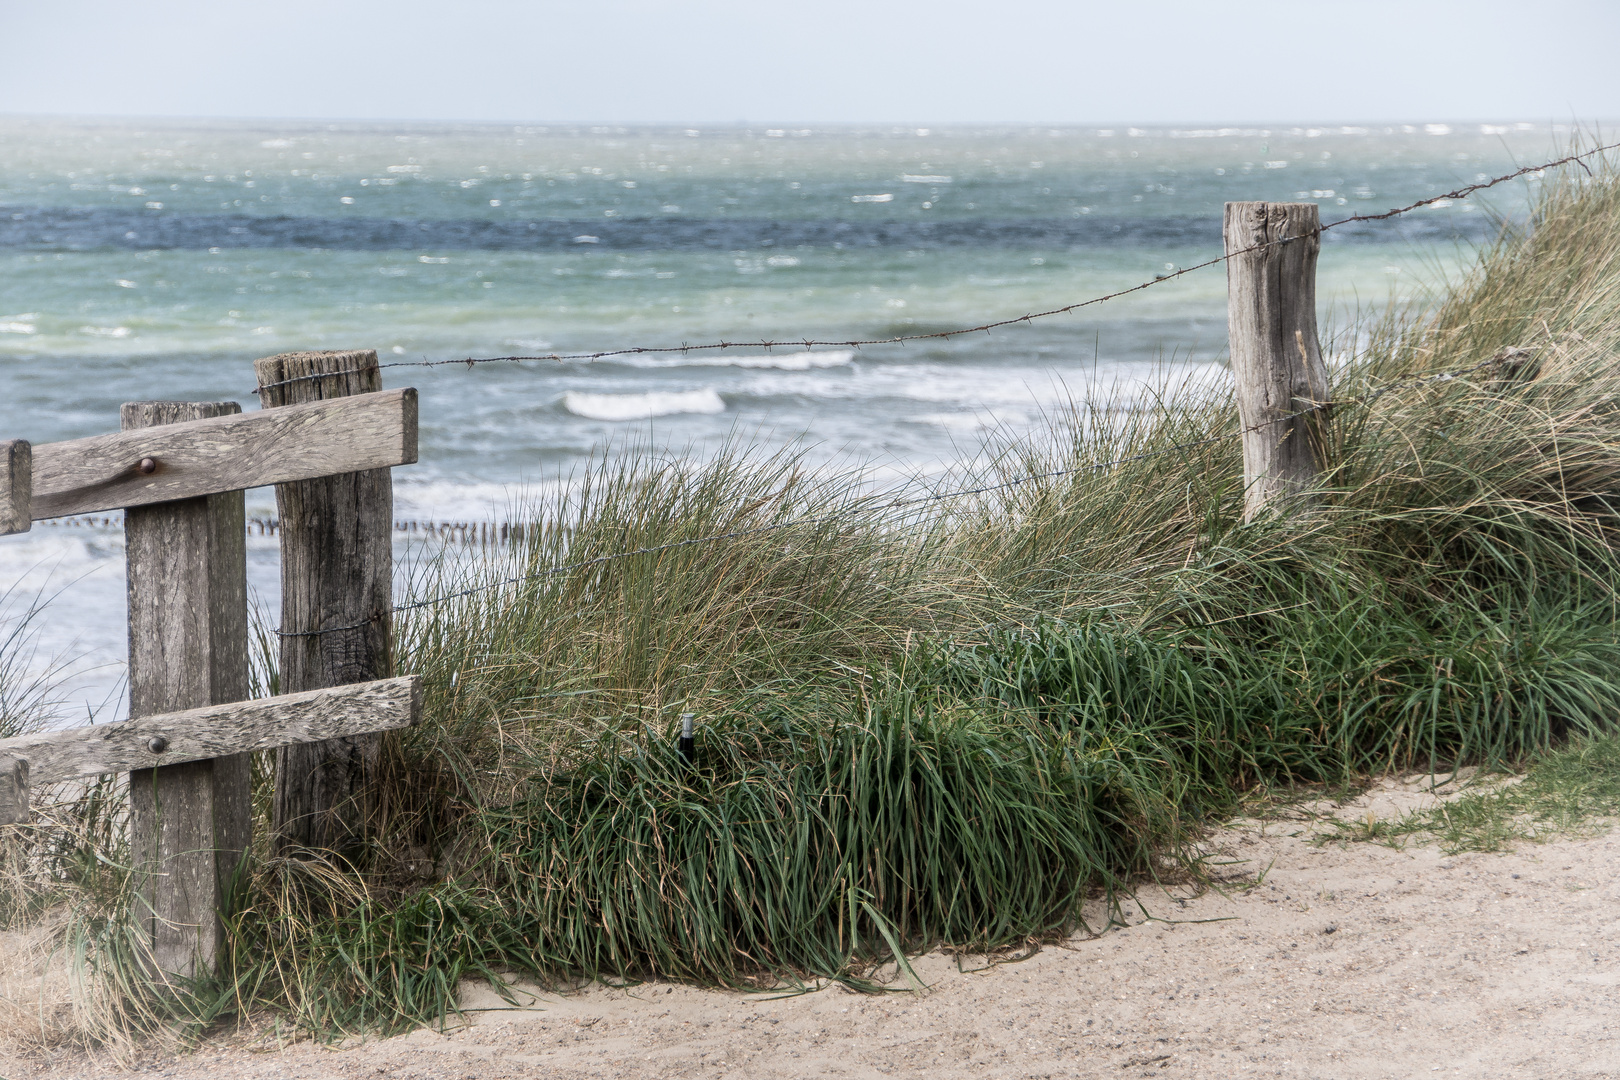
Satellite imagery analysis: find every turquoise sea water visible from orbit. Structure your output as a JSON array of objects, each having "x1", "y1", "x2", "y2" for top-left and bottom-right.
[{"x1": 0, "y1": 117, "x2": 1572, "y2": 717}]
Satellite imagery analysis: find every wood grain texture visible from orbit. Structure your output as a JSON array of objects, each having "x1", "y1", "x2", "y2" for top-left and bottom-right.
[
  {"x1": 1224, "y1": 201, "x2": 1329, "y2": 522},
  {"x1": 24, "y1": 389, "x2": 416, "y2": 521},
  {"x1": 124, "y1": 400, "x2": 252, "y2": 980},
  {"x1": 0, "y1": 756, "x2": 26, "y2": 826},
  {"x1": 253, "y1": 351, "x2": 396, "y2": 858},
  {"x1": 0, "y1": 440, "x2": 29, "y2": 536},
  {"x1": 0, "y1": 677, "x2": 421, "y2": 786}
]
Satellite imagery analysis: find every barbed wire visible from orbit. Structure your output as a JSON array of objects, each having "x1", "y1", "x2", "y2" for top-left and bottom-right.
[
  {"x1": 274, "y1": 356, "x2": 1506, "y2": 638},
  {"x1": 251, "y1": 140, "x2": 1620, "y2": 398},
  {"x1": 263, "y1": 142, "x2": 1617, "y2": 636}
]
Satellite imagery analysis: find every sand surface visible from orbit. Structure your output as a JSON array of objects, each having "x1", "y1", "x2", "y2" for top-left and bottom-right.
[{"x1": 5, "y1": 775, "x2": 1618, "y2": 1080}]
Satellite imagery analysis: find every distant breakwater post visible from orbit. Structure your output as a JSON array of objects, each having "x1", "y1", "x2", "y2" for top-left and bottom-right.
[
  {"x1": 42, "y1": 515, "x2": 528, "y2": 547},
  {"x1": 0, "y1": 203, "x2": 1329, "y2": 977},
  {"x1": 0, "y1": 363, "x2": 424, "y2": 982}
]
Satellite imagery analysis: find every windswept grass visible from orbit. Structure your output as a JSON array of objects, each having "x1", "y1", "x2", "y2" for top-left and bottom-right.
[
  {"x1": 0, "y1": 580, "x2": 77, "y2": 741},
  {"x1": 395, "y1": 447, "x2": 932, "y2": 799},
  {"x1": 11, "y1": 148, "x2": 1620, "y2": 1046}
]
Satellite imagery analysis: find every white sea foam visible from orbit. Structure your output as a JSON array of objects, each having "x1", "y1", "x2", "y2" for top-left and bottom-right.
[
  {"x1": 851, "y1": 194, "x2": 894, "y2": 203},
  {"x1": 901, "y1": 174, "x2": 952, "y2": 183},
  {"x1": 0, "y1": 322, "x2": 36, "y2": 335},
  {"x1": 392, "y1": 476, "x2": 530, "y2": 523},
  {"x1": 618, "y1": 350, "x2": 854, "y2": 372},
  {"x1": 563, "y1": 388, "x2": 726, "y2": 421}
]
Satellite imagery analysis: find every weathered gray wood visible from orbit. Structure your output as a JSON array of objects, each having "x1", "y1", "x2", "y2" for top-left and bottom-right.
[
  {"x1": 0, "y1": 756, "x2": 26, "y2": 826},
  {"x1": 0, "y1": 677, "x2": 421, "y2": 786},
  {"x1": 124, "y1": 400, "x2": 251, "y2": 981},
  {"x1": 20, "y1": 389, "x2": 417, "y2": 522},
  {"x1": 1224, "y1": 201, "x2": 1329, "y2": 521},
  {"x1": 254, "y1": 351, "x2": 396, "y2": 858},
  {"x1": 0, "y1": 440, "x2": 29, "y2": 536}
]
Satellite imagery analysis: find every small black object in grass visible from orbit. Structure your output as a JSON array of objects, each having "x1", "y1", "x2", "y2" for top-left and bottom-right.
[
  {"x1": 679, "y1": 713, "x2": 695, "y2": 767},
  {"x1": 147, "y1": 736, "x2": 169, "y2": 754}
]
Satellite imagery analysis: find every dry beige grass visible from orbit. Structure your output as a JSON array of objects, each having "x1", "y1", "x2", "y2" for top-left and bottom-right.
[{"x1": 0, "y1": 912, "x2": 76, "y2": 1054}]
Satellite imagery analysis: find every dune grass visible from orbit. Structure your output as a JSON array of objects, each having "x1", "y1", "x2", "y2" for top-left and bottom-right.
[
  {"x1": 7, "y1": 151, "x2": 1620, "y2": 1046},
  {"x1": 0, "y1": 581, "x2": 77, "y2": 742}
]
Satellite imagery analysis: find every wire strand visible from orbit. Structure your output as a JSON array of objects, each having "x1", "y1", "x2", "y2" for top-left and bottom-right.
[
  {"x1": 264, "y1": 143, "x2": 1619, "y2": 634},
  {"x1": 251, "y1": 141, "x2": 1620, "y2": 397}
]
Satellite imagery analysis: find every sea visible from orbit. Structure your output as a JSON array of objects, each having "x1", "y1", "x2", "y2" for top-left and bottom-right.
[{"x1": 0, "y1": 116, "x2": 1573, "y2": 721}]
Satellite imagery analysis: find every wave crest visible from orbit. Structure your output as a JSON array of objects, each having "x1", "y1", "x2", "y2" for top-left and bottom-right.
[{"x1": 562, "y1": 388, "x2": 726, "y2": 421}]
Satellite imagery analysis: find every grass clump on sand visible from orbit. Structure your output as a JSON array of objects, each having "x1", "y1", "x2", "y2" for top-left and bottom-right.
[
  {"x1": 1419, "y1": 732, "x2": 1620, "y2": 853},
  {"x1": 1311, "y1": 731, "x2": 1620, "y2": 855},
  {"x1": 11, "y1": 151, "x2": 1620, "y2": 1043}
]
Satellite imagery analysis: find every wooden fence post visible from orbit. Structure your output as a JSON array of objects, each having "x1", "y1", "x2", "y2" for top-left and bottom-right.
[
  {"x1": 123, "y1": 401, "x2": 250, "y2": 980},
  {"x1": 0, "y1": 756, "x2": 27, "y2": 825},
  {"x1": 0, "y1": 441, "x2": 28, "y2": 536},
  {"x1": 1224, "y1": 201, "x2": 1330, "y2": 521},
  {"x1": 252, "y1": 351, "x2": 394, "y2": 859}
]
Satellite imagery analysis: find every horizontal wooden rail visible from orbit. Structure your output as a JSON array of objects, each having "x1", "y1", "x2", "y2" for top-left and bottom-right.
[
  {"x1": 0, "y1": 389, "x2": 417, "y2": 533},
  {"x1": 0, "y1": 676, "x2": 420, "y2": 799}
]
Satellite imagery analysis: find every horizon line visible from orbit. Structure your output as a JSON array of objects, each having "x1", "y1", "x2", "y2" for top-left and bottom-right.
[{"x1": 2, "y1": 112, "x2": 1610, "y2": 131}]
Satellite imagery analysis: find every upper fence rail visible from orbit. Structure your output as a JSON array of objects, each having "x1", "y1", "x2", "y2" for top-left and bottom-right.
[{"x1": 250, "y1": 142, "x2": 1620, "y2": 397}]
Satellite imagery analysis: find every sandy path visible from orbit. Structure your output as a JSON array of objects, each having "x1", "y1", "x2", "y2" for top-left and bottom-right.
[{"x1": 7, "y1": 778, "x2": 1619, "y2": 1080}]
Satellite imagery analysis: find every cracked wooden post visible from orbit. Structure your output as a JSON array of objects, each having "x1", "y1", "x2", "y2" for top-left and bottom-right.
[
  {"x1": 0, "y1": 756, "x2": 27, "y2": 825},
  {"x1": 123, "y1": 400, "x2": 251, "y2": 981},
  {"x1": 253, "y1": 351, "x2": 396, "y2": 860},
  {"x1": 1224, "y1": 201, "x2": 1329, "y2": 521},
  {"x1": 0, "y1": 441, "x2": 28, "y2": 536}
]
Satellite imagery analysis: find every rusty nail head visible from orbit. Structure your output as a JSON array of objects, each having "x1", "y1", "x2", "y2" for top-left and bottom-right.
[
  {"x1": 147, "y1": 736, "x2": 168, "y2": 754},
  {"x1": 138, "y1": 458, "x2": 158, "y2": 475}
]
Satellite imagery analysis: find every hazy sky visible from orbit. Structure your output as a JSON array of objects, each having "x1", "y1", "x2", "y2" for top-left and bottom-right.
[{"x1": 5, "y1": 0, "x2": 1618, "y2": 125}]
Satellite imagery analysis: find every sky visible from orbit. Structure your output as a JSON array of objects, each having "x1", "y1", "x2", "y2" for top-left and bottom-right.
[{"x1": 3, "y1": 0, "x2": 1618, "y2": 125}]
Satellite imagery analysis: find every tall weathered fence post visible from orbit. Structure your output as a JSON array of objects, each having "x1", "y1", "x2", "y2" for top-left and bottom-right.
[
  {"x1": 253, "y1": 351, "x2": 396, "y2": 859},
  {"x1": 123, "y1": 401, "x2": 251, "y2": 980},
  {"x1": 1224, "y1": 201, "x2": 1329, "y2": 521}
]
